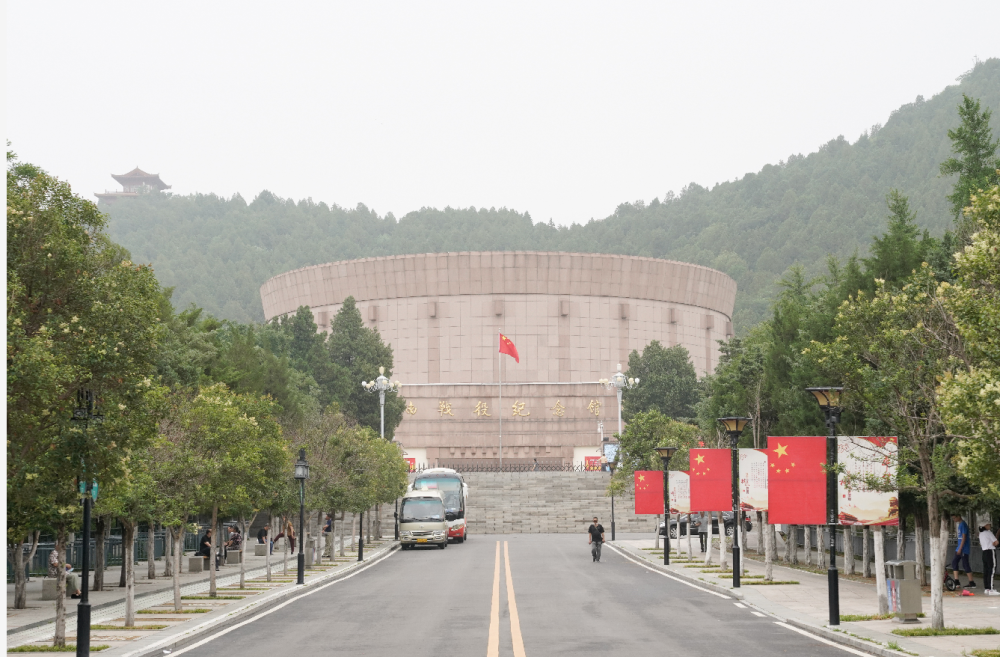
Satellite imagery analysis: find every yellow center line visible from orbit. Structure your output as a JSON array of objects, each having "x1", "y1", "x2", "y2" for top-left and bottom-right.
[
  {"x1": 487, "y1": 541, "x2": 501, "y2": 657},
  {"x1": 504, "y1": 541, "x2": 526, "y2": 657}
]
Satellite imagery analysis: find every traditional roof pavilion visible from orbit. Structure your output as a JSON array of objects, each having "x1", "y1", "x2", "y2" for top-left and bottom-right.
[{"x1": 95, "y1": 167, "x2": 171, "y2": 203}]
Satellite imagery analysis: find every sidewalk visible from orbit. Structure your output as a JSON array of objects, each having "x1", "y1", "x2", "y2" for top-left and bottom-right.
[
  {"x1": 7, "y1": 540, "x2": 394, "y2": 654},
  {"x1": 615, "y1": 533, "x2": 1000, "y2": 657}
]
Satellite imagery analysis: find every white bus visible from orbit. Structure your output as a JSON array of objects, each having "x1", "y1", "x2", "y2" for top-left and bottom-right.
[{"x1": 410, "y1": 468, "x2": 469, "y2": 543}]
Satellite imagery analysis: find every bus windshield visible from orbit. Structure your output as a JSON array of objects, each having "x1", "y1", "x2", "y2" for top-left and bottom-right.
[
  {"x1": 400, "y1": 498, "x2": 444, "y2": 523},
  {"x1": 412, "y1": 477, "x2": 463, "y2": 512}
]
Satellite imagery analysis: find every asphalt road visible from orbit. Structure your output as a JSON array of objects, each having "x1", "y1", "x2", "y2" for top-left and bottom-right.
[{"x1": 172, "y1": 535, "x2": 862, "y2": 657}]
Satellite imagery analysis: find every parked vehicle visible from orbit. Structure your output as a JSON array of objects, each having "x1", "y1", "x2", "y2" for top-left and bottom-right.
[
  {"x1": 410, "y1": 468, "x2": 469, "y2": 543},
  {"x1": 659, "y1": 512, "x2": 753, "y2": 539},
  {"x1": 398, "y1": 490, "x2": 449, "y2": 550}
]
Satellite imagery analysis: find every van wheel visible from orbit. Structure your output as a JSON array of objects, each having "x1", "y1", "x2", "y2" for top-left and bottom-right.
[
  {"x1": 439, "y1": 541, "x2": 447, "y2": 549},
  {"x1": 455, "y1": 535, "x2": 464, "y2": 544}
]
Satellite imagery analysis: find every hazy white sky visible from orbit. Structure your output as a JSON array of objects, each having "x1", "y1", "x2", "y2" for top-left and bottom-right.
[{"x1": 6, "y1": 2, "x2": 999, "y2": 225}]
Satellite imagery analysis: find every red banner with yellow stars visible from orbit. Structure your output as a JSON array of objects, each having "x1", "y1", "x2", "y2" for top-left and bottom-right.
[
  {"x1": 689, "y1": 448, "x2": 732, "y2": 512},
  {"x1": 767, "y1": 436, "x2": 827, "y2": 524},
  {"x1": 634, "y1": 470, "x2": 664, "y2": 515}
]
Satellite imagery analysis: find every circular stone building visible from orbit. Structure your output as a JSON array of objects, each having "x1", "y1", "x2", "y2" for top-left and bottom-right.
[{"x1": 260, "y1": 252, "x2": 736, "y2": 468}]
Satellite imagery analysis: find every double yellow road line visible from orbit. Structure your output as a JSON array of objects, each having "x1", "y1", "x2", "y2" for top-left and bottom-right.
[{"x1": 487, "y1": 541, "x2": 525, "y2": 657}]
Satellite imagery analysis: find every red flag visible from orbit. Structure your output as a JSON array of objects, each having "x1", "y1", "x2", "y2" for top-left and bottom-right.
[
  {"x1": 499, "y1": 332, "x2": 519, "y2": 363},
  {"x1": 689, "y1": 449, "x2": 732, "y2": 512},
  {"x1": 767, "y1": 436, "x2": 827, "y2": 524},
  {"x1": 634, "y1": 470, "x2": 664, "y2": 514}
]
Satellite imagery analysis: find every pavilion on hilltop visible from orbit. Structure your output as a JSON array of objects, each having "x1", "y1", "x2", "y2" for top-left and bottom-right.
[{"x1": 95, "y1": 167, "x2": 171, "y2": 203}]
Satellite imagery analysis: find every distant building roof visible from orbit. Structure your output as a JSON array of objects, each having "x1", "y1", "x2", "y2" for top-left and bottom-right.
[{"x1": 110, "y1": 167, "x2": 171, "y2": 191}]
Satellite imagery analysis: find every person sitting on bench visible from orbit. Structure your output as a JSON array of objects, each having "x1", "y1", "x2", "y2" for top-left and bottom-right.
[
  {"x1": 48, "y1": 548, "x2": 82, "y2": 598},
  {"x1": 199, "y1": 529, "x2": 220, "y2": 571}
]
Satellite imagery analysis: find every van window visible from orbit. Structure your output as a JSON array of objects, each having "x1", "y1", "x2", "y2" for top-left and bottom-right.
[{"x1": 400, "y1": 498, "x2": 445, "y2": 522}]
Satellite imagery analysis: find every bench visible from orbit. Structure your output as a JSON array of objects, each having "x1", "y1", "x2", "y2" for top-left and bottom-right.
[
  {"x1": 41, "y1": 578, "x2": 71, "y2": 600},
  {"x1": 254, "y1": 543, "x2": 267, "y2": 557},
  {"x1": 187, "y1": 556, "x2": 204, "y2": 573},
  {"x1": 225, "y1": 550, "x2": 242, "y2": 565}
]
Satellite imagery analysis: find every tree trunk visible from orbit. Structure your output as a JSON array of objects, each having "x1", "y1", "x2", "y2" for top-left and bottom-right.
[
  {"x1": 93, "y1": 518, "x2": 107, "y2": 592},
  {"x1": 266, "y1": 513, "x2": 272, "y2": 583},
  {"x1": 124, "y1": 522, "x2": 137, "y2": 627},
  {"x1": 282, "y1": 519, "x2": 289, "y2": 576},
  {"x1": 719, "y1": 518, "x2": 729, "y2": 571},
  {"x1": 686, "y1": 514, "x2": 693, "y2": 558},
  {"x1": 366, "y1": 507, "x2": 373, "y2": 544},
  {"x1": 53, "y1": 530, "x2": 67, "y2": 647},
  {"x1": 12, "y1": 531, "x2": 39, "y2": 609},
  {"x1": 783, "y1": 525, "x2": 793, "y2": 564},
  {"x1": 844, "y1": 525, "x2": 856, "y2": 575},
  {"x1": 763, "y1": 511, "x2": 774, "y2": 581},
  {"x1": 173, "y1": 528, "x2": 183, "y2": 612},
  {"x1": 863, "y1": 526, "x2": 872, "y2": 577},
  {"x1": 164, "y1": 526, "x2": 173, "y2": 578},
  {"x1": 928, "y1": 516, "x2": 947, "y2": 629},
  {"x1": 147, "y1": 523, "x2": 156, "y2": 580},
  {"x1": 804, "y1": 525, "x2": 812, "y2": 566},
  {"x1": 119, "y1": 535, "x2": 127, "y2": 588},
  {"x1": 350, "y1": 514, "x2": 357, "y2": 551},
  {"x1": 874, "y1": 526, "x2": 888, "y2": 615},
  {"x1": 654, "y1": 514, "x2": 660, "y2": 550},
  {"x1": 209, "y1": 505, "x2": 218, "y2": 597},
  {"x1": 897, "y1": 517, "x2": 906, "y2": 560},
  {"x1": 756, "y1": 512, "x2": 764, "y2": 555},
  {"x1": 915, "y1": 518, "x2": 926, "y2": 586},
  {"x1": 240, "y1": 513, "x2": 255, "y2": 588},
  {"x1": 339, "y1": 511, "x2": 346, "y2": 557},
  {"x1": 374, "y1": 504, "x2": 380, "y2": 540}
]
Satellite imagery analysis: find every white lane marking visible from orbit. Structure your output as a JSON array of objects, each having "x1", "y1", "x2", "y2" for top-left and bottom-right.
[
  {"x1": 752, "y1": 611, "x2": 766, "y2": 617},
  {"x1": 137, "y1": 549, "x2": 398, "y2": 657},
  {"x1": 774, "y1": 621, "x2": 872, "y2": 656},
  {"x1": 606, "y1": 544, "x2": 731, "y2": 599},
  {"x1": 734, "y1": 602, "x2": 747, "y2": 608}
]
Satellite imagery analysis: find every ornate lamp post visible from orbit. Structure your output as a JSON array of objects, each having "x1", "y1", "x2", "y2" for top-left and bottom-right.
[
  {"x1": 608, "y1": 458, "x2": 618, "y2": 541},
  {"x1": 806, "y1": 386, "x2": 844, "y2": 627},
  {"x1": 718, "y1": 417, "x2": 751, "y2": 588},
  {"x1": 362, "y1": 368, "x2": 401, "y2": 542},
  {"x1": 293, "y1": 449, "x2": 309, "y2": 585},
  {"x1": 72, "y1": 390, "x2": 103, "y2": 657},
  {"x1": 599, "y1": 364, "x2": 638, "y2": 439},
  {"x1": 654, "y1": 446, "x2": 678, "y2": 565}
]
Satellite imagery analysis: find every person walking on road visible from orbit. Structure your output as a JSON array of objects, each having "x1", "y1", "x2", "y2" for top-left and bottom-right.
[
  {"x1": 979, "y1": 522, "x2": 998, "y2": 595},
  {"x1": 588, "y1": 517, "x2": 605, "y2": 562}
]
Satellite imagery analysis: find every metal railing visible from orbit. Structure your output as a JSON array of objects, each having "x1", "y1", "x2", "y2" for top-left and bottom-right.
[{"x1": 413, "y1": 462, "x2": 609, "y2": 473}]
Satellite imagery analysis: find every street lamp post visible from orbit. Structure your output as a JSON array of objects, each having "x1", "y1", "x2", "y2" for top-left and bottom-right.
[
  {"x1": 363, "y1": 368, "x2": 402, "y2": 542},
  {"x1": 293, "y1": 449, "x2": 309, "y2": 585},
  {"x1": 654, "y1": 446, "x2": 678, "y2": 565},
  {"x1": 72, "y1": 390, "x2": 103, "y2": 657},
  {"x1": 608, "y1": 459, "x2": 618, "y2": 541},
  {"x1": 806, "y1": 386, "x2": 844, "y2": 627},
  {"x1": 599, "y1": 363, "x2": 638, "y2": 439},
  {"x1": 718, "y1": 417, "x2": 751, "y2": 588}
]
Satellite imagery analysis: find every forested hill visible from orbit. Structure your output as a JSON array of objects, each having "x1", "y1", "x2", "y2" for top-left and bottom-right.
[{"x1": 105, "y1": 59, "x2": 1000, "y2": 329}]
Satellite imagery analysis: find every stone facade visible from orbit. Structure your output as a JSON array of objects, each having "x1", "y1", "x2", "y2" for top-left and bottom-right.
[{"x1": 260, "y1": 252, "x2": 736, "y2": 465}]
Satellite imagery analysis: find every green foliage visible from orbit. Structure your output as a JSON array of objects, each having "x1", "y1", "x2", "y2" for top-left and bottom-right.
[
  {"x1": 9, "y1": 645, "x2": 110, "y2": 652},
  {"x1": 939, "y1": 94, "x2": 1000, "y2": 229},
  {"x1": 608, "y1": 410, "x2": 699, "y2": 497},
  {"x1": 621, "y1": 341, "x2": 699, "y2": 423},
  {"x1": 102, "y1": 61, "x2": 1000, "y2": 332}
]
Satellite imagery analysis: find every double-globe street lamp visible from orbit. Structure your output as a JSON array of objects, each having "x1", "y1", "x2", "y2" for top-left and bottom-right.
[
  {"x1": 293, "y1": 449, "x2": 310, "y2": 585},
  {"x1": 72, "y1": 390, "x2": 103, "y2": 657},
  {"x1": 718, "y1": 417, "x2": 751, "y2": 588},
  {"x1": 654, "y1": 446, "x2": 678, "y2": 565},
  {"x1": 362, "y1": 367, "x2": 402, "y2": 540},
  {"x1": 806, "y1": 386, "x2": 844, "y2": 627},
  {"x1": 599, "y1": 363, "x2": 638, "y2": 439}
]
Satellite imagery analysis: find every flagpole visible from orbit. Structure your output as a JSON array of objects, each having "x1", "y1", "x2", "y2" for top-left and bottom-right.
[{"x1": 498, "y1": 335, "x2": 502, "y2": 469}]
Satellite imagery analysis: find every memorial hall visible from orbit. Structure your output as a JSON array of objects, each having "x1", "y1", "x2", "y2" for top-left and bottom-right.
[{"x1": 260, "y1": 252, "x2": 736, "y2": 468}]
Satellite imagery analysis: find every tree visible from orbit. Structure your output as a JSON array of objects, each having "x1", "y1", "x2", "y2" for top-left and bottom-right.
[
  {"x1": 697, "y1": 328, "x2": 773, "y2": 448},
  {"x1": 326, "y1": 297, "x2": 405, "y2": 439},
  {"x1": 940, "y1": 94, "x2": 1000, "y2": 233},
  {"x1": 811, "y1": 265, "x2": 965, "y2": 629},
  {"x1": 608, "y1": 410, "x2": 699, "y2": 498},
  {"x1": 863, "y1": 190, "x2": 934, "y2": 289},
  {"x1": 622, "y1": 341, "x2": 699, "y2": 423},
  {"x1": 938, "y1": 181, "x2": 1000, "y2": 501}
]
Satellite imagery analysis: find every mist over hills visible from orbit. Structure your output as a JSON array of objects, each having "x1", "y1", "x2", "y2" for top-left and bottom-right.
[{"x1": 105, "y1": 59, "x2": 1000, "y2": 330}]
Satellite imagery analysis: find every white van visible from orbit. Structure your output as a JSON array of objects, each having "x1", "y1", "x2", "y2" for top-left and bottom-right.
[{"x1": 399, "y1": 490, "x2": 448, "y2": 549}]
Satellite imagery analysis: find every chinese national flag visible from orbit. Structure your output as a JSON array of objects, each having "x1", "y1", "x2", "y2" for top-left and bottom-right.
[
  {"x1": 689, "y1": 449, "x2": 732, "y2": 512},
  {"x1": 499, "y1": 332, "x2": 519, "y2": 363},
  {"x1": 634, "y1": 470, "x2": 664, "y2": 515},
  {"x1": 767, "y1": 437, "x2": 827, "y2": 525}
]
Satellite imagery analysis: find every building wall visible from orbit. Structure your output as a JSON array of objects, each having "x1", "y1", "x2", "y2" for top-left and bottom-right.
[{"x1": 260, "y1": 252, "x2": 737, "y2": 464}]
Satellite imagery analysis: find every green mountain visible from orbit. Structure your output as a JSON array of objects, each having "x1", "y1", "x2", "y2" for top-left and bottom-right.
[{"x1": 105, "y1": 59, "x2": 1000, "y2": 330}]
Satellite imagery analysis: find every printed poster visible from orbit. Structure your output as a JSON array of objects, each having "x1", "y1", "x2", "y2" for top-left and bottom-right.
[
  {"x1": 668, "y1": 471, "x2": 690, "y2": 514},
  {"x1": 838, "y1": 436, "x2": 898, "y2": 526},
  {"x1": 739, "y1": 448, "x2": 768, "y2": 511}
]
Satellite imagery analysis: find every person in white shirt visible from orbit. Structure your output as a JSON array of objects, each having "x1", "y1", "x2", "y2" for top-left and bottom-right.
[{"x1": 979, "y1": 522, "x2": 999, "y2": 595}]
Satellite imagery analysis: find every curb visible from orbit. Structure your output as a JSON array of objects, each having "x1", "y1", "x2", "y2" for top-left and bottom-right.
[
  {"x1": 612, "y1": 543, "x2": 918, "y2": 657},
  {"x1": 123, "y1": 542, "x2": 399, "y2": 657}
]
